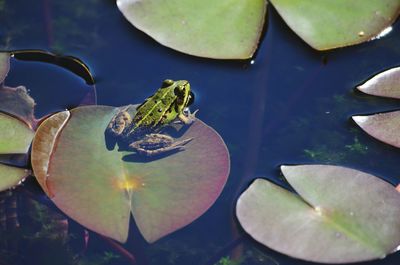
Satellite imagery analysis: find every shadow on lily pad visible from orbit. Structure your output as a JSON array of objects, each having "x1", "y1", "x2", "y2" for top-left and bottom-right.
[{"x1": 32, "y1": 105, "x2": 230, "y2": 243}]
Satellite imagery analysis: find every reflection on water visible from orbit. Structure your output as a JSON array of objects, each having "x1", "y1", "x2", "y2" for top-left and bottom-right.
[
  {"x1": 374, "y1": 26, "x2": 393, "y2": 40},
  {"x1": 1, "y1": 0, "x2": 400, "y2": 264}
]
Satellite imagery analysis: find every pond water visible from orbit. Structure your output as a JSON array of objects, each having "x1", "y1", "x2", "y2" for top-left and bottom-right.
[{"x1": 1, "y1": 1, "x2": 400, "y2": 265}]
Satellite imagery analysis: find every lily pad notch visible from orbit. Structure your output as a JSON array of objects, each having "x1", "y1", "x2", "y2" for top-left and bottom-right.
[
  {"x1": 32, "y1": 105, "x2": 230, "y2": 243},
  {"x1": 353, "y1": 66, "x2": 400, "y2": 148},
  {"x1": 116, "y1": 0, "x2": 400, "y2": 58},
  {"x1": 236, "y1": 164, "x2": 400, "y2": 263}
]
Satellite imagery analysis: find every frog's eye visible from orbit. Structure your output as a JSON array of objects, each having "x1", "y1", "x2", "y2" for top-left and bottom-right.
[
  {"x1": 174, "y1": 85, "x2": 185, "y2": 95},
  {"x1": 187, "y1": 91, "x2": 195, "y2": 106},
  {"x1": 161, "y1": 79, "x2": 174, "y2": 88}
]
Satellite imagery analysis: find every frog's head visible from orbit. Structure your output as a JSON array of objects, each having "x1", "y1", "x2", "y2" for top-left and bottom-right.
[{"x1": 162, "y1": 79, "x2": 194, "y2": 112}]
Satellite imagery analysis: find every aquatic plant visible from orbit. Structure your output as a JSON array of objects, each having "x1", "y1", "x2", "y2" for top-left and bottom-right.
[
  {"x1": 117, "y1": 0, "x2": 400, "y2": 58},
  {"x1": 0, "y1": 50, "x2": 230, "y2": 265},
  {"x1": 117, "y1": 0, "x2": 266, "y2": 59},
  {"x1": 353, "y1": 67, "x2": 400, "y2": 149},
  {"x1": 32, "y1": 105, "x2": 230, "y2": 243},
  {"x1": 0, "y1": 1, "x2": 400, "y2": 265},
  {"x1": 77, "y1": 251, "x2": 121, "y2": 265},
  {"x1": 214, "y1": 256, "x2": 241, "y2": 265},
  {"x1": 236, "y1": 165, "x2": 400, "y2": 263}
]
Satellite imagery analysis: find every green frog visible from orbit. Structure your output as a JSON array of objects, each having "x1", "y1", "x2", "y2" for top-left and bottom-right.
[{"x1": 107, "y1": 79, "x2": 197, "y2": 156}]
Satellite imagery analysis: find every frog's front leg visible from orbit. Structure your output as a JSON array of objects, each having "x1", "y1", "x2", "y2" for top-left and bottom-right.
[
  {"x1": 177, "y1": 109, "x2": 199, "y2": 125},
  {"x1": 129, "y1": 133, "x2": 193, "y2": 156},
  {"x1": 107, "y1": 106, "x2": 132, "y2": 135}
]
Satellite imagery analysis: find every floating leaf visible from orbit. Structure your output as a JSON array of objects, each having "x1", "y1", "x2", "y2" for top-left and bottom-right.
[
  {"x1": 357, "y1": 67, "x2": 400, "y2": 99},
  {"x1": 353, "y1": 111, "x2": 400, "y2": 148},
  {"x1": 116, "y1": 0, "x2": 266, "y2": 59},
  {"x1": 0, "y1": 112, "x2": 34, "y2": 154},
  {"x1": 354, "y1": 67, "x2": 400, "y2": 148},
  {"x1": 0, "y1": 163, "x2": 30, "y2": 192},
  {"x1": 32, "y1": 105, "x2": 229, "y2": 243},
  {"x1": 0, "y1": 108, "x2": 33, "y2": 191},
  {"x1": 0, "y1": 52, "x2": 10, "y2": 84},
  {"x1": 0, "y1": 86, "x2": 36, "y2": 127},
  {"x1": 236, "y1": 165, "x2": 400, "y2": 263},
  {"x1": 31, "y1": 111, "x2": 70, "y2": 195},
  {"x1": 270, "y1": 0, "x2": 400, "y2": 50}
]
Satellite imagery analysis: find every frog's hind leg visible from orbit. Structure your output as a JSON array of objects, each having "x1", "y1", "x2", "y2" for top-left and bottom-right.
[{"x1": 130, "y1": 133, "x2": 193, "y2": 156}]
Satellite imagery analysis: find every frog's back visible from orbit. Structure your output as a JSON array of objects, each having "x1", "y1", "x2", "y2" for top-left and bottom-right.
[{"x1": 130, "y1": 87, "x2": 176, "y2": 132}]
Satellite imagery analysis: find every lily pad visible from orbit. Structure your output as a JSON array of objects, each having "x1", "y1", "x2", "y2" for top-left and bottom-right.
[
  {"x1": 0, "y1": 111, "x2": 33, "y2": 191},
  {"x1": 0, "y1": 112, "x2": 34, "y2": 154},
  {"x1": 353, "y1": 111, "x2": 400, "y2": 148},
  {"x1": 0, "y1": 163, "x2": 30, "y2": 192},
  {"x1": 0, "y1": 86, "x2": 36, "y2": 127},
  {"x1": 32, "y1": 105, "x2": 230, "y2": 243},
  {"x1": 31, "y1": 111, "x2": 70, "y2": 196},
  {"x1": 353, "y1": 67, "x2": 400, "y2": 148},
  {"x1": 357, "y1": 67, "x2": 400, "y2": 99},
  {"x1": 116, "y1": 0, "x2": 266, "y2": 59},
  {"x1": 236, "y1": 165, "x2": 400, "y2": 263},
  {"x1": 0, "y1": 52, "x2": 10, "y2": 84},
  {"x1": 270, "y1": 0, "x2": 400, "y2": 50}
]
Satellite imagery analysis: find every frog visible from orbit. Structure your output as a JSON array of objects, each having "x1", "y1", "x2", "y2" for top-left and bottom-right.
[{"x1": 107, "y1": 79, "x2": 197, "y2": 156}]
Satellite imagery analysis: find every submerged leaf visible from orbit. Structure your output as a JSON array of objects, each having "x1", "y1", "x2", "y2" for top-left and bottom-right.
[
  {"x1": 116, "y1": 0, "x2": 266, "y2": 59},
  {"x1": 32, "y1": 105, "x2": 229, "y2": 243},
  {"x1": 0, "y1": 52, "x2": 10, "y2": 84},
  {"x1": 0, "y1": 112, "x2": 34, "y2": 154},
  {"x1": 353, "y1": 111, "x2": 400, "y2": 148},
  {"x1": 0, "y1": 163, "x2": 30, "y2": 191},
  {"x1": 12, "y1": 50, "x2": 95, "y2": 85},
  {"x1": 0, "y1": 86, "x2": 36, "y2": 127},
  {"x1": 236, "y1": 165, "x2": 400, "y2": 263},
  {"x1": 270, "y1": 0, "x2": 400, "y2": 50},
  {"x1": 357, "y1": 67, "x2": 400, "y2": 99}
]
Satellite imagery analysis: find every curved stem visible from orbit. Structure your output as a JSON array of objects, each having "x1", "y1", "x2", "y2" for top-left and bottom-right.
[{"x1": 100, "y1": 235, "x2": 137, "y2": 265}]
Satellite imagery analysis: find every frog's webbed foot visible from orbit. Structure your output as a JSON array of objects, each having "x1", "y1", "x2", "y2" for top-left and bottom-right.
[
  {"x1": 129, "y1": 133, "x2": 193, "y2": 156},
  {"x1": 176, "y1": 109, "x2": 199, "y2": 125}
]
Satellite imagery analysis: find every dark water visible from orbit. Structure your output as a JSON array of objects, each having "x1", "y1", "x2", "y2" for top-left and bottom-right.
[{"x1": 1, "y1": 1, "x2": 400, "y2": 265}]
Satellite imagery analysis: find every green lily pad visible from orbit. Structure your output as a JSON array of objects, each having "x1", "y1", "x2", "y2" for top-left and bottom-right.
[
  {"x1": 0, "y1": 111, "x2": 33, "y2": 191},
  {"x1": 236, "y1": 165, "x2": 400, "y2": 263},
  {"x1": 32, "y1": 105, "x2": 230, "y2": 243},
  {"x1": 357, "y1": 67, "x2": 400, "y2": 99},
  {"x1": 0, "y1": 163, "x2": 30, "y2": 192},
  {"x1": 270, "y1": 0, "x2": 400, "y2": 50},
  {"x1": 0, "y1": 112, "x2": 34, "y2": 154},
  {"x1": 116, "y1": 0, "x2": 266, "y2": 59},
  {"x1": 0, "y1": 52, "x2": 10, "y2": 84}
]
